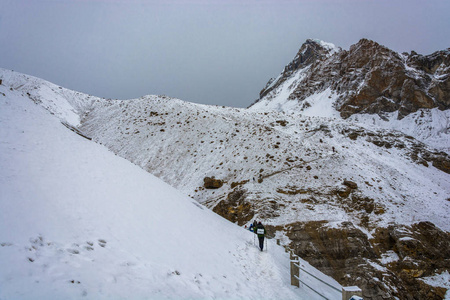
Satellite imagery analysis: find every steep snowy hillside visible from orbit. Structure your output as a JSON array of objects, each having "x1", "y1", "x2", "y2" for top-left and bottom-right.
[
  {"x1": 250, "y1": 39, "x2": 450, "y2": 153},
  {"x1": 75, "y1": 94, "x2": 450, "y2": 232},
  {"x1": 77, "y1": 88, "x2": 449, "y2": 298},
  {"x1": 0, "y1": 74, "x2": 343, "y2": 299},
  {"x1": 1, "y1": 67, "x2": 449, "y2": 299}
]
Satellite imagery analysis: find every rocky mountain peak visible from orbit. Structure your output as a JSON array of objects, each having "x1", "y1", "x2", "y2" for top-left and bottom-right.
[
  {"x1": 254, "y1": 38, "x2": 450, "y2": 120},
  {"x1": 259, "y1": 39, "x2": 339, "y2": 99},
  {"x1": 290, "y1": 39, "x2": 338, "y2": 70}
]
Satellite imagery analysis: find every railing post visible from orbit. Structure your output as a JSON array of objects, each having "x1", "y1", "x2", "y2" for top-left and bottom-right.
[
  {"x1": 342, "y1": 286, "x2": 363, "y2": 300},
  {"x1": 290, "y1": 260, "x2": 299, "y2": 287},
  {"x1": 290, "y1": 250, "x2": 299, "y2": 288}
]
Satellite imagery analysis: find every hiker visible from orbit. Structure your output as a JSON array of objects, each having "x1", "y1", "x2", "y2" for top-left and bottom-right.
[
  {"x1": 255, "y1": 221, "x2": 266, "y2": 251},
  {"x1": 249, "y1": 223, "x2": 254, "y2": 232},
  {"x1": 252, "y1": 220, "x2": 258, "y2": 232}
]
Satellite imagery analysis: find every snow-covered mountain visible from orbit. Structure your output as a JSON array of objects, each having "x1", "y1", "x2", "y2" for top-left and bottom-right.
[
  {"x1": 251, "y1": 39, "x2": 450, "y2": 153},
  {"x1": 1, "y1": 46, "x2": 449, "y2": 300},
  {"x1": 0, "y1": 70, "x2": 344, "y2": 299}
]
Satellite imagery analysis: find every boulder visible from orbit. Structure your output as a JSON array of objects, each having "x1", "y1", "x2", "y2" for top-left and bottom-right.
[
  {"x1": 203, "y1": 177, "x2": 223, "y2": 189},
  {"x1": 343, "y1": 180, "x2": 358, "y2": 189}
]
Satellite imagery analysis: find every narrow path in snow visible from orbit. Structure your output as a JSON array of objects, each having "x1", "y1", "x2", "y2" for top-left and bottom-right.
[
  {"x1": 261, "y1": 152, "x2": 337, "y2": 180},
  {"x1": 231, "y1": 234, "x2": 294, "y2": 299}
]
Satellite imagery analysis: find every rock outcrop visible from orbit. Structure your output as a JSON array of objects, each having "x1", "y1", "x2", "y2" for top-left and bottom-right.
[
  {"x1": 270, "y1": 220, "x2": 449, "y2": 300},
  {"x1": 255, "y1": 39, "x2": 450, "y2": 120},
  {"x1": 212, "y1": 189, "x2": 253, "y2": 225},
  {"x1": 203, "y1": 177, "x2": 224, "y2": 189}
]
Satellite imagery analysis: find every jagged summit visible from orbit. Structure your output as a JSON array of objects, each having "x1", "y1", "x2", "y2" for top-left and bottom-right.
[
  {"x1": 282, "y1": 39, "x2": 339, "y2": 74},
  {"x1": 252, "y1": 38, "x2": 450, "y2": 121},
  {"x1": 259, "y1": 39, "x2": 339, "y2": 99}
]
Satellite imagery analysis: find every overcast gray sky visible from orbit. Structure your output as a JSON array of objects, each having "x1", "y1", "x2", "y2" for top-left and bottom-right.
[{"x1": 1, "y1": 0, "x2": 449, "y2": 107}]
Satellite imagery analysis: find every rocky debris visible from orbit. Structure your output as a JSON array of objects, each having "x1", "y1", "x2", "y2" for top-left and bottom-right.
[
  {"x1": 203, "y1": 177, "x2": 224, "y2": 189},
  {"x1": 277, "y1": 185, "x2": 308, "y2": 195},
  {"x1": 334, "y1": 181, "x2": 359, "y2": 199},
  {"x1": 431, "y1": 156, "x2": 450, "y2": 174},
  {"x1": 255, "y1": 38, "x2": 450, "y2": 120},
  {"x1": 284, "y1": 221, "x2": 387, "y2": 298},
  {"x1": 230, "y1": 180, "x2": 249, "y2": 189},
  {"x1": 370, "y1": 222, "x2": 450, "y2": 299}
]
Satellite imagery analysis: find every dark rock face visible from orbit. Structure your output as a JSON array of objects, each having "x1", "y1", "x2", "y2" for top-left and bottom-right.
[{"x1": 255, "y1": 38, "x2": 450, "y2": 120}]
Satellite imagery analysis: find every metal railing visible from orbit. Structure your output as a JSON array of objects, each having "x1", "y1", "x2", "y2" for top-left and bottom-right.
[
  {"x1": 287, "y1": 248, "x2": 363, "y2": 300},
  {"x1": 292, "y1": 261, "x2": 340, "y2": 299}
]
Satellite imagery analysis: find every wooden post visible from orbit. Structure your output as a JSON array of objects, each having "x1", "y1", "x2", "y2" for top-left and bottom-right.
[
  {"x1": 290, "y1": 260, "x2": 299, "y2": 288},
  {"x1": 342, "y1": 286, "x2": 363, "y2": 300}
]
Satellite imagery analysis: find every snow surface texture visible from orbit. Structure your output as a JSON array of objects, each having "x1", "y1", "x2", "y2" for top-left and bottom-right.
[{"x1": 0, "y1": 72, "x2": 343, "y2": 299}]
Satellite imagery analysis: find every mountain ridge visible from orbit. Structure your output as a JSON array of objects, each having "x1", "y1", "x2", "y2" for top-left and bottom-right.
[{"x1": 1, "y1": 38, "x2": 450, "y2": 299}]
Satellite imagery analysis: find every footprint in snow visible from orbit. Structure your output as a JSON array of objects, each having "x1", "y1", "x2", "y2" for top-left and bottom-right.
[{"x1": 98, "y1": 239, "x2": 107, "y2": 247}]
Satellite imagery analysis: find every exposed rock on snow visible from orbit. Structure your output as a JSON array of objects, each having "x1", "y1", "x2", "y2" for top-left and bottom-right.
[{"x1": 203, "y1": 176, "x2": 224, "y2": 189}]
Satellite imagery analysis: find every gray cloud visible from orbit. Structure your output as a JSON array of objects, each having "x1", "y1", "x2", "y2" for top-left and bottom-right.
[{"x1": 1, "y1": 0, "x2": 449, "y2": 107}]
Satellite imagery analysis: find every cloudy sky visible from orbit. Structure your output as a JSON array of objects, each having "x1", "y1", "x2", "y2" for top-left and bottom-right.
[{"x1": 1, "y1": 0, "x2": 449, "y2": 108}]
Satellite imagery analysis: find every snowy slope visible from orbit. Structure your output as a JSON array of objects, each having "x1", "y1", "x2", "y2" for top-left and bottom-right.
[
  {"x1": 251, "y1": 71, "x2": 450, "y2": 154},
  {"x1": 0, "y1": 75, "x2": 343, "y2": 299},
  {"x1": 75, "y1": 93, "x2": 450, "y2": 233},
  {"x1": 347, "y1": 109, "x2": 450, "y2": 153}
]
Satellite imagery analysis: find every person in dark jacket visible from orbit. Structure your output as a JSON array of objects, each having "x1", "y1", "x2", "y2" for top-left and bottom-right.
[{"x1": 255, "y1": 222, "x2": 266, "y2": 251}]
